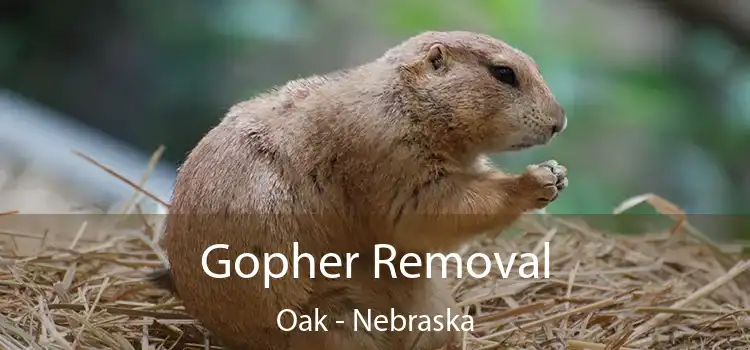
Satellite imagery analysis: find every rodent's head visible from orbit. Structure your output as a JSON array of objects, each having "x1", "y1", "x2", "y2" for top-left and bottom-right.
[{"x1": 382, "y1": 31, "x2": 567, "y2": 154}]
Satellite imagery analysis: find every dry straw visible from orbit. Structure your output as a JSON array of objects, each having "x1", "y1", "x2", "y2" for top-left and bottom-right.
[{"x1": 1, "y1": 148, "x2": 749, "y2": 349}]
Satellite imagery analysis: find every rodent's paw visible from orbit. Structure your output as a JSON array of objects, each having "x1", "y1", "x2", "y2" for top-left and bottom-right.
[
  {"x1": 541, "y1": 159, "x2": 568, "y2": 192},
  {"x1": 519, "y1": 159, "x2": 567, "y2": 209}
]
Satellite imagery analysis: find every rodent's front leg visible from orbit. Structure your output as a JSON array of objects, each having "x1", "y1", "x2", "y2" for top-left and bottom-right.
[{"x1": 392, "y1": 159, "x2": 567, "y2": 252}]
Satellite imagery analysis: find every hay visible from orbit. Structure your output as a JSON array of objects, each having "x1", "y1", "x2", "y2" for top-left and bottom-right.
[{"x1": 1, "y1": 152, "x2": 749, "y2": 349}]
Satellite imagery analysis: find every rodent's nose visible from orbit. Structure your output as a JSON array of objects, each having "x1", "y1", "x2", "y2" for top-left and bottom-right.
[
  {"x1": 551, "y1": 105, "x2": 567, "y2": 135},
  {"x1": 552, "y1": 116, "x2": 567, "y2": 135}
]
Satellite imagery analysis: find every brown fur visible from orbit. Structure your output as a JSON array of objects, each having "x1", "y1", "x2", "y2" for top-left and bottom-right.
[{"x1": 152, "y1": 31, "x2": 568, "y2": 349}]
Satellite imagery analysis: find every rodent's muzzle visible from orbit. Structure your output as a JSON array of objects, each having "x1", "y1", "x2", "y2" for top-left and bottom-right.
[
  {"x1": 508, "y1": 107, "x2": 567, "y2": 150},
  {"x1": 531, "y1": 111, "x2": 567, "y2": 147}
]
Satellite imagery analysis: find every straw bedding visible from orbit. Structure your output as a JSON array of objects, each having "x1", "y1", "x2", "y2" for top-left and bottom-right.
[{"x1": 1, "y1": 177, "x2": 749, "y2": 349}]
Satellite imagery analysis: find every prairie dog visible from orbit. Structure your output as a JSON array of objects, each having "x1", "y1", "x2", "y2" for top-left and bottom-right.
[{"x1": 150, "y1": 30, "x2": 568, "y2": 349}]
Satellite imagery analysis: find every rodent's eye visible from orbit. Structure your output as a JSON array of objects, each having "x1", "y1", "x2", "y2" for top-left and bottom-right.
[{"x1": 489, "y1": 66, "x2": 518, "y2": 87}]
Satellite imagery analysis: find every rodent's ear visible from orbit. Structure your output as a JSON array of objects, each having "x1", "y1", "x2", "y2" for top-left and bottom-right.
[{"x1": 424, "y1": 43, "x2": 447, "y2": 71}]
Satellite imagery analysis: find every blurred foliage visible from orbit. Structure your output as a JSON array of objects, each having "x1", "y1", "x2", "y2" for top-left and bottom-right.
[{"x1": 0, "y1": 0, "x2": 748, "y2": 237}]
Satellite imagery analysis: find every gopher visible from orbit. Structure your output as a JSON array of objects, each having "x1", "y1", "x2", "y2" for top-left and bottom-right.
[{"x1": 149, "y1": 30, "x2": 568, "y2": 349}]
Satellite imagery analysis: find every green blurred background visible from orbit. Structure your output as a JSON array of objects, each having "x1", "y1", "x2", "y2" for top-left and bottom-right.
[{"x1": 0, "y1": 0, "x2": 748, "y2": 238}]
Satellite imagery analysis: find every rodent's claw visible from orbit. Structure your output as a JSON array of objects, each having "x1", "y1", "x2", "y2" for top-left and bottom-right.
[
  {"x1": 541, "y1": 159, "x2": 558, "y2": 167},
  {"x1": 539, "y1": 159, "x2": 567, "y2": 190},
  {"x1": 520, "y1": 159, "x2": 568, "y2": 209}
]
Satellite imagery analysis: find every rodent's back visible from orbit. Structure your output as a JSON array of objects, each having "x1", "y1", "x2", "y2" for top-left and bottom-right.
[
  {"x1": 163, "y1": 113, "x2": 315, "y2": 331},
  {"x1": 161, "y1": 69, "x2": 416, "y2": 332},
  {"x1": 171, "y1": 68, "x2": 402, "y2": 216}
]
